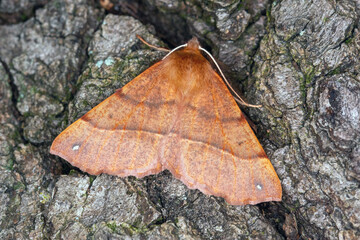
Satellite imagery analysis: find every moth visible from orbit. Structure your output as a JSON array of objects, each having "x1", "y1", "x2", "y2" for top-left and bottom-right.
[{"x1": 50, "y1": 37, "x2": 282, "y2": 205}]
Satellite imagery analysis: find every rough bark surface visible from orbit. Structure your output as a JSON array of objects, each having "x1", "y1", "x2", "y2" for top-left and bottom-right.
[{"x1": 0, "y1": 0, "x2": 359, "y2": 239}]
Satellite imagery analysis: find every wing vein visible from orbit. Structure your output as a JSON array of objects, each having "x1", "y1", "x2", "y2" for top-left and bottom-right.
[
  {"x1": 70, "y1": 71, "x2": 159, "y2": 166},
  {"x1": 200, "y1": 113, "x2": 217, "y2": 187},
  {"x1": 208, "y1": 85, "x2": 224, "y2": 194},
  {"x1": 73, "y1": 103, "x2": 118, "y2": 166},
  {"x1": 182, "y1": 91, "x2": 209, "y2": 186},
  {"x1": 138, "y1": 77, "x2": 175, "y2": 172},
  {"x1": 110, "y1": 71, "x2": 163, "y2": 171},
  {"x1": 128, "y1": 104, "x2": 146, "y2": 169},
  {"x1": 209, "y1": 75, "x2": 238, "y2": 200},
  {"x1": 90, "y1": 70, "x2": 161, "y2": 171}
]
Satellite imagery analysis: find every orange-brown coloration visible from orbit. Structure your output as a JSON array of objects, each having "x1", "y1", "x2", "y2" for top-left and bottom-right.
[{"x1": 50, "y1": 37, "x2": 282, "y2": 205}]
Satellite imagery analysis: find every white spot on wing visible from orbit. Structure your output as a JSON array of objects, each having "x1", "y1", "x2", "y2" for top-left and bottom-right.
[
  {"x1": 256, "y1": 184, "x2": 262, "y2": 190},
  {"x1": 72, "y1": 144, "x2": 80, "y2": 151}
]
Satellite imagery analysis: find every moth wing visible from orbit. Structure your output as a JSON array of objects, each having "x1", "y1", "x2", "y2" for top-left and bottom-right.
[
  {"x1": 50, "y1": 62, "x2": 177, "y2": 177},
  {"x1": 161, "y1": 71, "x2": 282, "y2": 205}
]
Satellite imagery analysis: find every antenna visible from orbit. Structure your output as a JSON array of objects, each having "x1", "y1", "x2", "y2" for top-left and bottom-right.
[
  {"x1": 136, "y1": 35, "x2": 170, "y2": 52},
  {"x1": 199, "y1": 46, "x2": 261, "y2": 108},
  {"x1": 162, "y1": 44, "x2": 188, "y2": 59}
]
